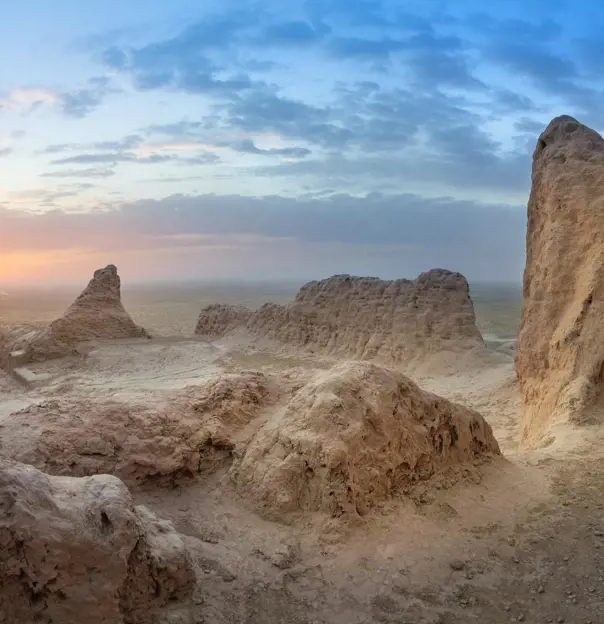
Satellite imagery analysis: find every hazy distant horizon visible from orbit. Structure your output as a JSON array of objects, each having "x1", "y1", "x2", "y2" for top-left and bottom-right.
[
  {"x1": 0, "y1": 276, "x2": 522, "y2": 341},
  {"x1": 0, "y1": 275, "x2": 524, "y2": 292}
]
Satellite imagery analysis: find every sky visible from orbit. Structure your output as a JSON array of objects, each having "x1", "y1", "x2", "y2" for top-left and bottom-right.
[{"x1": 0, "y1": 0, "x2": 601, "y2": 285}]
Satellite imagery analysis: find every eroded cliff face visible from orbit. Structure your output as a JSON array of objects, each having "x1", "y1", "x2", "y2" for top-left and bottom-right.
[
  {"x1": 516, "y1": 115, "x2": 604, "y2": 446},
  {"x1": 196, "y1": 270, "x2": 485, "y2": 370}
]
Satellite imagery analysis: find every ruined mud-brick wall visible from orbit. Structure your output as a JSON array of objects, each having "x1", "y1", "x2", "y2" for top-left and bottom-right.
[{"x1": 242, "y1": 269, "x2": 484, "y2": 363}]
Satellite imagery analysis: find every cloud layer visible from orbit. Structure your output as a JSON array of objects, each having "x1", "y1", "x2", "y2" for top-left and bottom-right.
[
  {"x1": 2, "y1": 0, "x2": 600, "y2": 282},
  {"x1": 0, "y1": 192, "x2": 525, "y2": 282}
]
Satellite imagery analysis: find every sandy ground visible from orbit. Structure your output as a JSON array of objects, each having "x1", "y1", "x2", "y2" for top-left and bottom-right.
[{"x1": 2, "y1": 332, "x2": 603, "y2": 623}]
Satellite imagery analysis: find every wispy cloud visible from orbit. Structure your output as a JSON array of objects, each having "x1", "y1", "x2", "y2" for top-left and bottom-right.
[
  {"x1": 0, "y1": 87, "x2": 58, "y2": 111},
  {"x1": 0, "y1": 78, "x2": 115, "y2": 119},
  {"x1": 41, "y1": 167, "x2": 116, "y2": 179}
]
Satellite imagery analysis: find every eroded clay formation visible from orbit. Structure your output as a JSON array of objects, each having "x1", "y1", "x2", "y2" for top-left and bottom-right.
[
  {"x1": 1, "y1": 364, "x2": 500, "y2": 521},
  {"x1": 516, "y1": 116, "x2": 604, "y2": 446},
  {"x1": 9, "y1": 265, "x2": 148, "y2": 363},
  {"x1": 196, "y1": 270, "x2": 485, "y2": 369},
  {"x1": 3, "y1": 371, "x2": 275, "y2": 487},
  {"x1": 194, "y1": 303, "x2": 253, "y2": 337},
  {"x1": 231, "y1": 362, "x2": 501, "y2": 519},
  {"x1": 0, "y1": 459, "x2": 193, "y2": 624}
]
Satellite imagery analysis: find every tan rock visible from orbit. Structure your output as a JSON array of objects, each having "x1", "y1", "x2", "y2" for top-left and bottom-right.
[
  {"x1": 516, "y1": 115, "x2": 604, "y2": 446},
  {"x1": 2, "y1": 372, "x2": 274, "y2": 486},
  {"x1": 19, "y1": 265, "x2": 148, "y2": 362},
  {"x1": 231, "y1": 361, "x2": 501, "y2": 520},
  {"x1": 195, "y1": 270, "x2": 486, "y2": 371},
  {"x1": 195, "y1": 303, "x2": 253, "y2": 337},
  {"x1": 0, "y1": 459, "x2": 193, "y2": 624}
]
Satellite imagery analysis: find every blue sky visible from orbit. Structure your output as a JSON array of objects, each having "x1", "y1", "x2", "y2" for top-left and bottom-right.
[{"x1": 0, "y1": 0, "x2": 599, "y2": 284}]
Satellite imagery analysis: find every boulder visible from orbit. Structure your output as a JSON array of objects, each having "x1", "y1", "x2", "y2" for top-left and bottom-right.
[
  {"x1": 0, "y1": 459, "x2": 194, "y2": 624},
  {"x1": 516, "y1": 116, "x2": 604, "y2": 446}
]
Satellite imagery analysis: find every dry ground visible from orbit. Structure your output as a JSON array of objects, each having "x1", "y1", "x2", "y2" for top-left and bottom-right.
[{"x1": 1, "y1": 337, "x2": 603, "y2": 623}]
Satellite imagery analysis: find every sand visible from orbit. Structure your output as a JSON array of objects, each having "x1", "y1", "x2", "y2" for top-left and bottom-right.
[{"x1": 2, "y1": 281, "x2": 604, "y2": 623}]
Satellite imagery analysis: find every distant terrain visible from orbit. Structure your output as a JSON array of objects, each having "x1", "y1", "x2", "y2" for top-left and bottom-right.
[{"x1": 0, "y1": 279, "x2": 523, "y2": 340}]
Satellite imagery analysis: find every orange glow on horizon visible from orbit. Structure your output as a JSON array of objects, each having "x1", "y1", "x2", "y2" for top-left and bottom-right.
[
  {"x1": 0, "y1": 244, "x2": 240, "y2": 285},
  {"x1": 0, "y1": 249, "x2": 99, "y2": 283}
]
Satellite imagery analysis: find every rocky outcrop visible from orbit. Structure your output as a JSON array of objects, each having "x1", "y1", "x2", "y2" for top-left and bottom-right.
[
  {"x1": 1, "y1": 356, "x2": 500, "y2": 524},
  {"x1": 516, "y1": 116, "x2": 604, "y2": 446},
  {"x1": 231, "y1": 362, "x2": 501, "y2": 519},
  {"x1": 2, "y1": 372, "x2": 275, "y2": 486},
  {"x1": 0, "y1": 459, "x2": 194, "y2": 624},
  {"x1": 16, "y1": 265, "x2": 148, "y2": 362},
  {"x1": 196, "y1": 270, "x2": 486, "y2": 370},
  {"x1": 195, "y1": 303, "x2": 253, "y2": 337}
]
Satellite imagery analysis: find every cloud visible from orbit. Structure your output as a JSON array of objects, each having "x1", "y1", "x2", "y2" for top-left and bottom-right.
[
  {"x1": 178, "y1": 152, "x2": 221, "y2": 165},
  {"x1": 576, "y1": 36, "x2": 604, "y2": 79},
  {"x1": 58, "y1": 76, "x2": 117, "y2": 118},
  {"x1": 41, "y1": 167, "x2": 116, "y2": 179},
  {"x1": 6, "y1": 183, "x2": 95, "y2": 206},
  {"x1": 224, "y1": 90, "x2": 350, "y2": 148},
  {"x1": 515, "y1": 117, "x2": 546, "y2": 134},
  {"x1": 48, "y1": 148, "x2": 219, "y2": 168},
  {"x1": 259, "y1": 20, "x2": 325, "y2": 46},
  {"x1": 468, "y1": 13, "x2": 604, "y2": 122},
  {"x1": 132, "y1": 75, "x2": 531, "y2": 194},
  {"x1": 485, "y1": 42, "x2": 579, "y2": 96},
  {"x1": 0, "y1": 78, "x2": 115, "y2": 119},
  {"x1": 101, "y1": 11, "x2": 266, "y2": 96},
  {"x1": 100, "y1": 4, "x2": 484, "y2": 99},
  {"x1": 143, "y1": 121, "x2": 205, "y2": 138},
  {"x1": 51, "y1": 152, "x2": 135, "y2": 165},
  {"x1": 143, "y1": 122, "x2": 311, "y2": 158},
  {"x1": 50, "y1": 152, "x2": 177, "y2": 166},
  {"x1": 251, "y1": 149, "x2": 530, "y2": 198},
  {"x1": 230, "y1": 139, "x2": 311, "y2": 158},
  {"x1": 40, "y1": 143, "x2": 75, "y2": 154},
  {"x1": 0, "y1": 191, "x2": 527, "y2": 282},
  {"x1": 224, "y1": 85, "x2": 496, "y2": 158},
  {"x1": 0, "y1": 87, "x2": 58, "y2": 112},
  {"x1": 5, "y1": 0, "x2": 598, "y2": 285},
  {"x1": 1, "y1": 191, "x2": 525, "y2": 258},
  {"x1": 0, "y1": 147, "x2": 12, "y2": 158},
  {"x1": 41, "y1": 135, "x2": 143, "y2": 155},
  {"x1": 467, "y1": 14, "x2": 563, "y2": 44},
  {"x1": 92, "y1": 135, "x2": 142, "y2": 150},
  {"x1": 92, "y1": 2, "x2": 584, "y2": 197}
]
